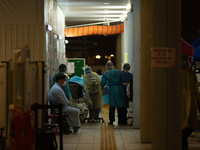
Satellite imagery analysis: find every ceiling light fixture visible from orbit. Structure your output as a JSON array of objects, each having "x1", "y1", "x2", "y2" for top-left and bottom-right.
[
  {"x1": 65, "y1": 40, "x2": 69, "y2": 44},
  {"x1": 96, "y1": 55, "x2": 101, "y2": 59},
  {"x1": 103, "y1": 10, "x2": 109, "y2": 13},
  {"x1": 65, "y1": 20, "x2": 122, "y2": 28},
  {"x1": 104, "y1": 3, "x2": 109, "y2": 5},
  {"x1": 123, "y1": 11, "x2": 128, "y2": 15},
  {"x1": 57, "y1": 35, "x2": 62, "y2": 39},
  {"x1": 46, "y1": 25, "x2": 52, "y2": 31},
  {"x1": 54, "y1": 35, "x2": 58, "y2": 39},
  {"x1": 120, "y1": 16, "x2": 126, "y2": 22},
  {"x1": 126, "y1": 4, "x2": 132, "y2": 11}
]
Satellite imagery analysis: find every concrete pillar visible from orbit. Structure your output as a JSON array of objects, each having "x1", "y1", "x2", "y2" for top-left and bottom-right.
[
  {"x1": 126, "y1": 11, "x2": 134, "y2": 73},
  {"x1": 150, "y1": 0, "x2": 182, "y2": 149},
  {"x1": 121, "y1": 32, "x2": 124, "y2": 69},
  {"x1": 140, "y1": 0, "x2": 152, "y2": 142},
  {"x1": 124, "y1": 19, "x2": 129, "y2": 64},
  {"x1": 132, "y1": 0, "x2": 140, "y2": 129},
  {"x1": 123, "y1": 0, "x2": 141, "y2": 128},
  {"x1": 116, "y1": 34, "x2": 122, "y2": 70}
]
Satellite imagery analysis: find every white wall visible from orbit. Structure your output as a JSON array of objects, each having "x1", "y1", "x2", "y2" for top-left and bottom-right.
[
  {"x1": 132, "y1": 0, "x2": 141, "y2": 129},
  {"x1": 0, "y1": 0, "x2": 65, "y2": 73},
  {"x1": 116, "y1": 34, "x2": 122, "y2": 70},
  {"x1": 0, "y1": 0, "x2": 45, "y2": 62},
  {"x1": 44, "y1": 0, "x2": 65, "y2": 97},
  {"x1": 124, "y1": 20, "x2": 128, "y2": 64},
  {"x1": 122, "y1": 0, "x2": 141, "y2": 128},
  {"x1": 0, "y1": 0, "x2": 65, "y2": 124},
  {"x1": 57, "y1": 6, "x2": 65, "y2": 65}
]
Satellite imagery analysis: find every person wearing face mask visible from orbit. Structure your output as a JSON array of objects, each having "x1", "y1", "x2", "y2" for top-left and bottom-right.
[
  {"x1": 181, "y1": 54, "x2": 200, "y2": 150},
  {"x1": 53, "y1": 64, "x2": 73, "y2": 106},
  {"x1": 100, "y1": 61, "x2": 127, "y2": 125},
  {"x1": 49, "y1": 73, "x2": 81, "y2": 133},
  {"x1": 121, "y1": 63, "x2": 133, "y2": 109},
  {"x1": 83, "y1": 66, "x2": 103, "y2": 121}
]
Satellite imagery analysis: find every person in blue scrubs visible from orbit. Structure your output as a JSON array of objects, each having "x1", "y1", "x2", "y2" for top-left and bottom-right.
[
  {"x1": 53, "y1": 64, "x2": 73, "y2": 106},
  {"x1": 100, "y1": 61, "x2": 127, "y2": 125},
  {"x1": 121, "y1": 63, "x2": 133, "y2": 108}
]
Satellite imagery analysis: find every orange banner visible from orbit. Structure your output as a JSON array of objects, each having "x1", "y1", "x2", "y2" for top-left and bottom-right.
[{"x1": 65, "y1": 23, "x2": 124, "y2": 37}]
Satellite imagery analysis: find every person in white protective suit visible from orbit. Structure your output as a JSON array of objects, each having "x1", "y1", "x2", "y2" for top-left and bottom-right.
[
  {"x1": 83, "y1": 66, "x2": 103, "y2": 120},
  {"x1": 48, "y1": 73, "x2": 81, "y2": 133}
]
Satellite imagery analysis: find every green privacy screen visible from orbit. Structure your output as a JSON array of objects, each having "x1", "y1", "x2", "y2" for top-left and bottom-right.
[{"x1": 67, "y1": 58, "x2": 85, "y2": 78}]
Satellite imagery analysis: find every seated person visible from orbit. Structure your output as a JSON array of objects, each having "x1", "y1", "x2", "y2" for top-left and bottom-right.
[{"x1": 48, "y1": 73, "x2": 81, "y2": 133}]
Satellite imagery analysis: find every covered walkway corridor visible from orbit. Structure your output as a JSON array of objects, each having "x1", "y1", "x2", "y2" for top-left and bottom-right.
[
  {"x1": 58, "y1": 105, "x2": 200, "y2": 150},
  {"x1": 0, "y1": 0, "x2": 200, "y2": 150}
]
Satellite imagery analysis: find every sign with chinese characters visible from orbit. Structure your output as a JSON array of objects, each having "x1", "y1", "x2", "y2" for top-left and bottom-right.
[{"x1": 151, "y1": 47, "x2": 176, "y2": 68}]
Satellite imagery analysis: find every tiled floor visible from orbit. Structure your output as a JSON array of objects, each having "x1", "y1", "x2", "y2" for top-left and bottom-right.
[
  {"x1": 188, "y1": 136, "x2": 200, "y2": 150},
  {"x1": 58, "y1": 105, "x2": 200, "y2": 150}
]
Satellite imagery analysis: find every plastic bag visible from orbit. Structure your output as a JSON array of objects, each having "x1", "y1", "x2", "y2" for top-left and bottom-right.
[{"x1": 84, "y1": 90, "x2": 93, "y2": 107}]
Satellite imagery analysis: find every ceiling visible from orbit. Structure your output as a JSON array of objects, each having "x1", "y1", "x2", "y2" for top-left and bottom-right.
[{"x1": 57, "y1": 0, "x2": 131, "y2": 27}]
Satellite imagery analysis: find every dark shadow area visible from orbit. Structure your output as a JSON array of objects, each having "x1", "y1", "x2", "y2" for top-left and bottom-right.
[
  {"x1": 66, "y1": 35, "x2": 117, "y2": 66},
  {"x1": 182, "y1": 0, "x2": 200, "y2": 42}
]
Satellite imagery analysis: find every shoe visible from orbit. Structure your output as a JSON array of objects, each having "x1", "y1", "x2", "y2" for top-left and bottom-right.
[
  {"x1": 73, "y1": 127, "x2": 80, "y2": 133},
  {"x1": 66, "y1": 130, "x2": 72, "y2": 135},
  {"x1": 121, "y1": 122, "x2": 127, "y2": 125},
  {"x1": 62, "y1": 126, "x2": 72, "y2": 135},
  {"x1": 108, "y1": 122, "x2": 113, "y2": 125},
  {"x1": 118, "y1": 121, "x2": 127, "y2": 125}
]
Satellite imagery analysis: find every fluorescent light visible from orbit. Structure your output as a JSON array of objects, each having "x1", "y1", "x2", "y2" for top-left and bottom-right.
[
  {"x1": 67, "y1": 14, "x2": 126, "y2": 17},
  {"x1": 123, "y1": 11, "x2": 128, "y2": 15},
  {"x1": 46, "y1": 25, "x2": 52, "y2": 31},
  {"x1": 66, "y1": 20, "x2": 121, "y2": 28},
  {"x1": 96, "y1": 55, "x2": 101, "y2": 59},
  {"x1": 120, "y1": 16, "x2": 125, "y2": 22},
  {"x1": 104, "y1": 3, "x2": 109, "y2": 5},
  {"x1": 103, "y1": 10, "x2": 109, "y2": 13},
  {"x1": 119, "y1": 14, "x2": 128, "y2": 22},
  {"x1": 126, "y1": 4, "x2": 132, "y2": 11},
  {"x1": 66, "y1": 6, "x2": 128, "y2": 10}
]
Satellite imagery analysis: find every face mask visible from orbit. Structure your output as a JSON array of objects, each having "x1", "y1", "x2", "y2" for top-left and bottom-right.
[
  {"x1": 182, "y1": 61, "x2": 188, "y2": 69},
  {"x1": 62, "y1": 81, "x2": 66, "y2": 87}
]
